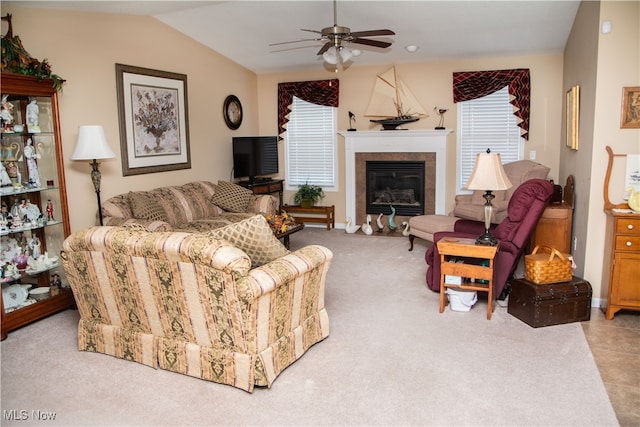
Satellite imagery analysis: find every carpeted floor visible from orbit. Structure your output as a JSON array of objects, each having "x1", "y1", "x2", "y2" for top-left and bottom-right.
[{"x1": 0, "y1": 228, "x2": 619, "y2": 426}]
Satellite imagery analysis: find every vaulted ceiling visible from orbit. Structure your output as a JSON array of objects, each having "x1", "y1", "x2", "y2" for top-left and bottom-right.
[{"x1": 6, "y1": 1, "x2": 581, "y2": 74}]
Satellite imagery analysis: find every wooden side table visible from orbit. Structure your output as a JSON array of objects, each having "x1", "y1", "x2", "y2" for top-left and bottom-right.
[
  {"x1": 282, "y1": 205, "x2": 335, "y2": 230},
  {"x1": 437, "y1": 237, "x2": 499, "y2": 319}
]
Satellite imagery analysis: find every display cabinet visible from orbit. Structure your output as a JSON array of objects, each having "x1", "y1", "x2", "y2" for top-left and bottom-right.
[{"x1": 1, "y1": 73, "x2": 73, "y2": 340}]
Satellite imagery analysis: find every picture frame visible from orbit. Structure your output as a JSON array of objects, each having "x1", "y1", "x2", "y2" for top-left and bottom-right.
[
  {"x1": 116, "y1": 64, "x2": 191, "y2": 176},
  {"x1": 620, "y1": 86, "x2": 640, "y2": 129},
  {"x1": 565, "y1": 85, "x2": 579, "y2": 150}
]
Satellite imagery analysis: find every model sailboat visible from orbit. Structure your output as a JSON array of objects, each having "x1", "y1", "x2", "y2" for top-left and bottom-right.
[{"x1": 365, "y1": 66, "x2": 428, "y2": 130}]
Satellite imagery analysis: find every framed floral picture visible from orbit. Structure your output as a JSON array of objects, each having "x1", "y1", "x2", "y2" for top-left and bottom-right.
[
  {"x1": 116, "y1": 64, "x2": 191, "y2": 175},
  {"x1": 620, "y1": 86, "x2": 640, "y2": 129}
]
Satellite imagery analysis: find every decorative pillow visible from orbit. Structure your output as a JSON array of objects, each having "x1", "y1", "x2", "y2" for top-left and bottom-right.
[
  {"x1": 207, "y1": 214, "x2": 289, "y2": 268},
  {"x1": 212, "y1": 180, "x2": 254, "y2": 213},
  {"x1": 128, "y1": 191, "x2": 169, "y2": 222}
]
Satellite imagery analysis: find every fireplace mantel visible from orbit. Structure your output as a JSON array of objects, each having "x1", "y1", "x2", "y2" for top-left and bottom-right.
[{"x1": 339, "y1": 130, "x2": 453, "y2": 223}]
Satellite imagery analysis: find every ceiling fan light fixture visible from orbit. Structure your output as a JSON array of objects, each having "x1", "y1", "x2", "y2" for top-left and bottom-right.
[
  {"x1": 322, "y1": 47, "x2": 339, "y2": 64},
  {"x1": 351, "y1": 49, "x2": 362, "y2": 57},
  {"x1": 405, "y1": 45, "x2": 419, "y2": 53},
  {"x1": 339, "y1": 46, "x2": 353, "y2": 62}
]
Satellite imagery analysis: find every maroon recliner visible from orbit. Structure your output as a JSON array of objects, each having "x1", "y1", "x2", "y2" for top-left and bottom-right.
[{"x1": 425, "y1": 179, "x2": 553, "y2": 298}]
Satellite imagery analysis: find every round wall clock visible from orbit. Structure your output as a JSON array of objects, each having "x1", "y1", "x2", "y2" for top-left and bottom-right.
[{"x1": 223, "y1": 95, "x2": 243, "y2": 130}]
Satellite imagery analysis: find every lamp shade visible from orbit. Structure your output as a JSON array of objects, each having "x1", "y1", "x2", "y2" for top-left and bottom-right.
[
  {"x1": 465, "y1": 151, "x2": 512, "y2": 191},
  {"x1": 71, "y1": 125, "x2": 116, "y2": 160},
  {"x1": 322, "y1": 47, "x2": 339, "y2": 65}
]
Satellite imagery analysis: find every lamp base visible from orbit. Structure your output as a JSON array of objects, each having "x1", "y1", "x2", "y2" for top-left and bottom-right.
[{"x1": 475, "y1": 232, "x2": 498, "y2": 246}]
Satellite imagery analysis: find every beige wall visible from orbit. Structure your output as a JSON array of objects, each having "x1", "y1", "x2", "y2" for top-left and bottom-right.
[
  {"x1": 563, "y1": 1, "x2": 640, "y2": 300},
  {"x1": 2, "y1": 5, "x2": 260, "y2": 231},
  {"x1": 258, "y1": 55, "x2": 564, "y2": 221}
]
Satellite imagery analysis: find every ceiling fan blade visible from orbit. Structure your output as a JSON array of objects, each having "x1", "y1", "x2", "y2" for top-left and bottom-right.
[
  {"x1": 301, "y1": 28, "x2": 323, "y2": 35},
  {"x1": 269, "y1": 38, "x2": 319, "y2": 46},
  {"x1": 350, "y1": 29, "x2": 395, "y2": 37},
  {"x1": 351, "y1": 38, "x2": 392, "y2": 49},
  {"x1": 317, "y1": 42, "x2": 332, "y2": 55}
]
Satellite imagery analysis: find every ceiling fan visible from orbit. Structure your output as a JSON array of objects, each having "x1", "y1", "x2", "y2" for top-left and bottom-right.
[{"x1": 270, "y1": 0, "x2": 395, "y2": 65}]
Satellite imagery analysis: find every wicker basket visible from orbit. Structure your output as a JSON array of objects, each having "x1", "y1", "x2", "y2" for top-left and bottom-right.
[{"x1": 525, "y1": 245, "x2": 573, "y2": 284}]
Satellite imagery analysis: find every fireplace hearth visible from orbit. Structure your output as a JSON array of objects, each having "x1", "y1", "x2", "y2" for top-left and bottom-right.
[{"x1": 366, "y1": 161, "x2": 425, "y2": 216}]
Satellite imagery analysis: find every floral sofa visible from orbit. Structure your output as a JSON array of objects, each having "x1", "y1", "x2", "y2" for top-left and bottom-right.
[
  {"x1": 101, "y1": 180, "x2": 277, "y2": 232},
  {"x1": 61, "y1": 215, "x2": 333, "y2": 392}
]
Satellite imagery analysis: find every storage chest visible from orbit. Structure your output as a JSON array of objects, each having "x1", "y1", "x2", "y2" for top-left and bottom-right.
[{"x1": 507, "y1": 276, "x2": 591, "y2": 327}]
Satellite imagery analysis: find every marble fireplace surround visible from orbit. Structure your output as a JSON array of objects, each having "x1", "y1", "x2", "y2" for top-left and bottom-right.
[{"x1": 340, "y1": 130, "x2": 452, "y2": 224}]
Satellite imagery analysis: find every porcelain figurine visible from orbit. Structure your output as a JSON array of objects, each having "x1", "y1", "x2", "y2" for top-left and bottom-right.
[
  {"x1": 376, "y1": 213, "x2": 384, "y2": 232},
  {"x1": 388, "y1": 205, "x2": 397, "y2": 231},
  {"x1": 362, "y1": 214, "x2": 373, "y2": 235},
  {"x1": 345, "y1": 217, "x2": 360, "y2": 234},
  {"x1": 401, "y1": 221, "x2": 411, "y2": 237}
]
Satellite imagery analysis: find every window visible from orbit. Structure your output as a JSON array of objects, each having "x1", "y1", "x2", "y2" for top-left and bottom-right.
[
  {"x1": 285, "y1": 96, "x2": 337, "y2": 191},
  {"x1": 457, "y1": 86, "x2": 524, "y2": 192}
]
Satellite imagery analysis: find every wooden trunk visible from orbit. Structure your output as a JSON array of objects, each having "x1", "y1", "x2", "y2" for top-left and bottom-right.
[{"x1": 507, "y1": 276, "x2": 591, "y2": 328}]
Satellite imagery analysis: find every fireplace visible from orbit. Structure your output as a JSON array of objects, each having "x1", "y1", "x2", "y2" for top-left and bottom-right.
[
  {"x1": 340, "y1": 130, "x2": 452, "y2": 225},
  {"x1": 366, "y1": 161, "x2": 425, "y2": 216}
]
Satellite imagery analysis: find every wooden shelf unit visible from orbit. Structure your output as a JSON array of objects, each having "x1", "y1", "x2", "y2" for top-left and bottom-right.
[{"x1": 282, "y1": 204, "x2": 335, "y2": 230}]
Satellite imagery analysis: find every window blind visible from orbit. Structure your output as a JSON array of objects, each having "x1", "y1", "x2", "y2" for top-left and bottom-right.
[
  {"x1": 285, "y1": 96, "x2": 337, "y2": 190},
  {"x1": 457, "y1": 86, "x2": 523, "y2": 191}
]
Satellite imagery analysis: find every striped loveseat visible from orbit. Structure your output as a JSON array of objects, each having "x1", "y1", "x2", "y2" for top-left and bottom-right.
[
  {"x1": 61, "y1": 215, "x2": 332, "y2": 392},
  {"x1": 101, "y1": 180, "x2": 277, "y2": 232}
]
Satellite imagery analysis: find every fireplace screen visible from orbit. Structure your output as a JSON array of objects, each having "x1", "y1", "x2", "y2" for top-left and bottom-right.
[{"x1": 366, "y1": 161, "x2": 425, "y2": 216}]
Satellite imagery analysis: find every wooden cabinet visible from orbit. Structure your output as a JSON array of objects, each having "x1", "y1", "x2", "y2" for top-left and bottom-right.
[
  {"x1": 601, "y1": 212, "x2": 640, "y2": 319},
  {"x1": 529, "y1": 202, "x2": 573, "y2": 254},
  {"x1": 1, "y1": 73, "x2": 74, "y2": 340}
]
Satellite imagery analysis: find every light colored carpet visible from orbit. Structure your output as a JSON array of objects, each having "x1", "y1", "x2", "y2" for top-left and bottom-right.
[{"x1": 0, "y1": 228, "x2": 618, "y2": 426}]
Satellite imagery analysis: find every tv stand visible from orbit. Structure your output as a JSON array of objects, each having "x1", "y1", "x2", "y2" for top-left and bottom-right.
[{"x1": 238, "y1": 179, "x2": 284, "y2": 212}]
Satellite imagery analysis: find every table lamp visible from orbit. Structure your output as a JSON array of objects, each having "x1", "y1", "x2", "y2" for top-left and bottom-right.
[
  {"x1": 71, "y1": 125, "x2": 116, "y2": 225},
  {"x1": 465, "y1": 149, "x2": 512, "y2": 245}
]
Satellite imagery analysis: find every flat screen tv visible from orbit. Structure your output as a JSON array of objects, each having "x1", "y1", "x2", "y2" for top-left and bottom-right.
[{"x1": 232, "y1": 136, "x2": 278, "y2": 183}]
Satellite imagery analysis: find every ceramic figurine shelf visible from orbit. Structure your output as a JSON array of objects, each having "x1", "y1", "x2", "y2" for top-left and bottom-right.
[{"x1": 1, "y1": 73, "x2": 73, "y2": 340}]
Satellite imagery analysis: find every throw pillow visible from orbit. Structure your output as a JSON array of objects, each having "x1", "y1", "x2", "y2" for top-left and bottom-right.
[
  {"x1": 207, "y1": 214, "x2": 289, "y2": 267},
  {"x1": 212, "y1": 180, "x2": 254, "y2": 213},
  {"x1": 128, "y1": 191, "x2": 169, "y2": 222}
]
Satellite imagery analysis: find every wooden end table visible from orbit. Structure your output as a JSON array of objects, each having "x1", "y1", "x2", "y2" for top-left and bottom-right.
[
  {"x1": 274, "y1": 223, "x2": 304, "y2": 249},
  {"x1": 437, "y1": 237, "x2": 499, "y2": 319}
]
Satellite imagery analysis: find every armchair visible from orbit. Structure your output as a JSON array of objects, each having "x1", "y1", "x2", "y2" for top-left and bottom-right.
[
  {"x1": 425, "y1": 179, "x2": 553, "y2": 299},
  {"x1": 409, "y1": 160, "x2": 549, "y2": 248}
]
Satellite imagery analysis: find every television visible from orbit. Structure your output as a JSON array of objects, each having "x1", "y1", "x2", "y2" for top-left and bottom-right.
[{"x1": 232, "y1": 136, "x2": 279, "y2": 183}]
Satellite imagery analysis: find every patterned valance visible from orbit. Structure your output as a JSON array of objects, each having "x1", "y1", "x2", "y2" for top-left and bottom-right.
[
  {"x1": 453, "y1": 69, "x2": 530, "y2": 140},
  {"x1": 277, "y1": 79, "x2": 339, "y2": 139}
]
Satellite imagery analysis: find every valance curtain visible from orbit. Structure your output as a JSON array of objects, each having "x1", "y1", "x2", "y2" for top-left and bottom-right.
[
  {"x1": 452, "y1": 69, "x2": 530, "y2": 140},
  {"x1": 277, "y1": 79, "x2": 339, "y2": 139}
]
